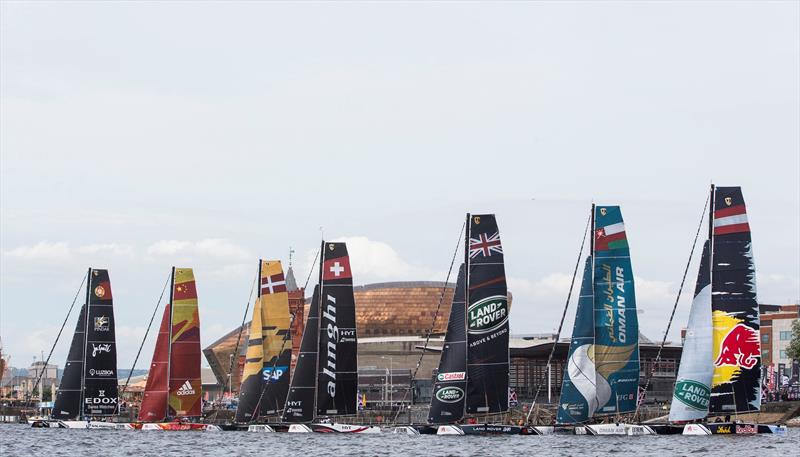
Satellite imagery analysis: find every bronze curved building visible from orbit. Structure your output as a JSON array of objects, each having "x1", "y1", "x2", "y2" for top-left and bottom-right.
[{"x1": 204, "y1": 281, "x2": 469, "y2": 389}]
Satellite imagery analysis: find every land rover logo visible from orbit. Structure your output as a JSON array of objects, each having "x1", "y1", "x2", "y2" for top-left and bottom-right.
[
  {"x1": 435, "y1": 386, "x2": 464, "y2": 403},
  {"x1": 468, "y1": 295, "x2": 508, "y2": 334},
  {"x1": 674, "y1": 380, "x2": 710, "y2": 410}
]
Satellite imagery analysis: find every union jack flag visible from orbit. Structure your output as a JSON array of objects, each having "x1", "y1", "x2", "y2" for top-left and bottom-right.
[{"x1": 469, "y1": 232, "x2": 503, "y2": 258}]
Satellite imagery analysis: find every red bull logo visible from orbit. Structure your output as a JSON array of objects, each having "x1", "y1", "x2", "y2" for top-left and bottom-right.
[{"x1": 714, "y1": 323, "x2": 760, "y2": 369}]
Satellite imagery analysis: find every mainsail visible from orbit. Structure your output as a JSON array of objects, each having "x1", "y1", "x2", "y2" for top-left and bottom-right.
[
  {"x1": 428, "y1": 264, "x2": 468, "y2": 423},
  {"x1": 669, "y1": 241, "x2": 713, "y2": 422},
  {"x1": 465, "y1": 214, "x2": 509, "y2": 415},
  {"x1": 259, "y1": 260, "x2": 293, "y2": 415},
  {"x1": 709, "y1": 186, "x2": 761, "y2": 414},
  {"x1": 138, "y1": 267, "x2": 202, "y2": 421},
  {"x1": 282, "y1": 285, "x2": 321, "y2": 423},
  {"x1": 556, "y1": 257, "x2": 597, "y2": 424},
  {"x1": 316, "y1": 242, "x2": 358, "y2": 417},
  {"x1": 53, "y1": 268, "x2": 119, "y2": 419},
  {"x1": 592, "y1": 205, "x2": 639, "y2": 416},
  {"x1": 236, "y1": 260, "x2": 293, "y2": 422}
]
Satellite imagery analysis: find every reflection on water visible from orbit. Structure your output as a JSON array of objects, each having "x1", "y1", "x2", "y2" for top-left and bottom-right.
[{"x1": 1, "y1": 424, "x2": 798, "y2": 457}]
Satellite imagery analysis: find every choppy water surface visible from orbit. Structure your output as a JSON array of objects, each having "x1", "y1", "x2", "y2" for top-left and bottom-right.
[{"x1": 1, "y1": 424, "x2": 798, "y2": 456}]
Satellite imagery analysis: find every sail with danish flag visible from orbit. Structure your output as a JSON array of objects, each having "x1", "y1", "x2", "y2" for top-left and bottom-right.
[{"x1": 236, "y1": 260, "x2": 293, "y2": 422}]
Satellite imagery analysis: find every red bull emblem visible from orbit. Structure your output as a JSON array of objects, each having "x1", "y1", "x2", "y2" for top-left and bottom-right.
[{"x1": 715, "y1": 323, "x2": 760, "y2": 369}]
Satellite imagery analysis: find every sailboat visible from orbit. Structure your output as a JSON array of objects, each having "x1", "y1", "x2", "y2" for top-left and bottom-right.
[
  {"x1": 135, "y1": 267, "x2": 220, "y2": 431},
  {"x1": 278, "y1": 241, "x2": 379, "y2": 433},
  {"x1": 555, "y1": 205, "x2": 645, "y2": 436},
  {"x1": 669, "y1": 186, "x2": 786, "y2": 435},
  {"x1": 33, "y1": 268, "x2": 120, "y2": 429},
  {"x1": 430, "y1": 213, "x2": 516, "y2": 436},
  {"x1": 237, "y1": 260, "x2": 292, "y2": 429}
]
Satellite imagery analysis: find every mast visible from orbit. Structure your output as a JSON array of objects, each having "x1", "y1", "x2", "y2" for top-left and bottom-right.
[
  {"x1": 166, "y1": 267, "x2": 175, "y2": 420},
  {"x1": 79, "y1": 268, "x2": 91, "y2": 419}
]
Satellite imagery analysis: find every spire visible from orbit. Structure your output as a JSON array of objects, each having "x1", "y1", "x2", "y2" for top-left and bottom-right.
[{"x1": 285, "y1": 266, "x2": 299, "y2": 292}]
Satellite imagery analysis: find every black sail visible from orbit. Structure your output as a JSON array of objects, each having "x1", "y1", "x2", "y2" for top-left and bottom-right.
[
  {"x1": 52, "y1": 304, "x2": 87, "y2": 419},
  {"x1": 465, "y1": 214, "x2": 509, "y2": 415},
  {"x1": 282, "y1": 285, "x2": 320, "y2": 423},
  {"x1": 316, "y1": 241, "x2": 358, "y2": 417},
  {"x1": 82, "y1": 268, "x2": 119, "y2": 416},
  {"x1": 709, "y1": 186, "x2": 762, "y2": 414},
  {"x1": 428, "y1": 263, "x2": 467, "y2": 423}
]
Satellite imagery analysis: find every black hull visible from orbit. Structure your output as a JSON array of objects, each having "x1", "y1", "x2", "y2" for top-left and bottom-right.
[
  {"x1": 648, "y1": 424, "x2": 685, "y2": 435},
  {"x1": 458, "y1": 424, "x2": 523, "y2": 435}
]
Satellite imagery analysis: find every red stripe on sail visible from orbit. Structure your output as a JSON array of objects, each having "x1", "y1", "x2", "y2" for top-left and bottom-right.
[
  {"x1": 595, "y1": 231, "x2": 626, "y2": 251},
  {"x1": 714, "y1": 204, "x2": 747, "y2": 219},
  {"x1": 714, "y1": 222, "x2": 750, "y2": 235}
]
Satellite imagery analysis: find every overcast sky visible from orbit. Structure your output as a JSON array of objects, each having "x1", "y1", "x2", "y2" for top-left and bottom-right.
[{"x1": 1, "y1": 1, "x2": 798, "y2": 370}]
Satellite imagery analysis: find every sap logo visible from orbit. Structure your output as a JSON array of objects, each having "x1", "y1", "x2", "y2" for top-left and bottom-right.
[
  {"x1": 92, "y1": 343, "x2": 111, "y2": 357},
  {"x1": 263, "y1": 366, "x2": 288, "y2": 383}
]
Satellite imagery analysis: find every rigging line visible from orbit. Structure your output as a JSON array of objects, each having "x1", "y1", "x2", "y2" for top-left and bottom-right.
[
  {"x1": 634, "y1": 191, "x2": 710, "y2": 421},
  {"x1": 25, "y1": 273, "x2": 87, "y2": 407},
  {"x1": 303, "y1": 246, "x2": 321, "y2": 291},
  {"x1": 218, "y1": 268, "x2": 259, "y2": 404},
  {"x1": 117, "y1": 272, "x2": 171, "y2": 414},
  {"x1": 390, "y1": 220, "x2": 465, "y2": 425},
  {"x1": 525, "y1": 211, "x2": 592, "y2": 424}
]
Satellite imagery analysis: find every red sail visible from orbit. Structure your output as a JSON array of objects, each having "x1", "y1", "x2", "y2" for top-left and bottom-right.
[
  {"x1": 138, "y1": 304, "x2": 171, "y2": 422},
  {"x1": 168, "y1": 268, "x2": 202, "y2": 417}
]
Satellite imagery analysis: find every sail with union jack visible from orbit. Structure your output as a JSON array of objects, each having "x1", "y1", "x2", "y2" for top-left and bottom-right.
[{"x1": 469, "y1": 231, "x2": 503, "y2": 259}]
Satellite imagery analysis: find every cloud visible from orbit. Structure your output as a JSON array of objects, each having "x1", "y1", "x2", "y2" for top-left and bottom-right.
[
  {"x1": 300, "y1": 236, "x2": 442, "y2": 285},
  {"x1": 4, "y1": 241, "x2": 71, "y2": 262},
  {"x1": 2, "y1": 241, "x2": 133, "y2": 263},
  {"x1": 146, "y1": 238, "x2": 250, "y2": 260}
]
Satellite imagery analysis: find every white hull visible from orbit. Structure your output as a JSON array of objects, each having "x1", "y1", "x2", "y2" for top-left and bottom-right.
[
  {"x1": 437, "y1": 425, "x2": 464, "y2": 435},
  {"x1": 585, "y1": 423, "x2": 655, "y2": 436},
  {"x1": 288, "y1": 424, "x2": 313, "y2": 433},
  {"x1": 534, "y1": 426, "x2": 555, "y2": 435},
  {"x1": 248, "y1": 424, "x2": 276, "y2": 432},
  {"x1": 390, "y1": 426, "x2": 420, "y2": 435}
]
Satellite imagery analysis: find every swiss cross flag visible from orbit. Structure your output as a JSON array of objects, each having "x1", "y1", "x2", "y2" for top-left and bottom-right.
[{"x1": 323, "y1": 256, "x2": 352, "y2": 280}]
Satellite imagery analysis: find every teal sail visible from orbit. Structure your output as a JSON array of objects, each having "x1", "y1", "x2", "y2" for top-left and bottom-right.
[
  {"x1": 592, "y1": 205, "x2": 640, "y2": 416},
  {"x1": 557, "y1": 256, "x2": 597, "y2": 424}
]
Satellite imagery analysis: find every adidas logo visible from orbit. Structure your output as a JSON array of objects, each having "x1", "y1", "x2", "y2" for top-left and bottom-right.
[{"x1": 176, "y1": 380, "x2": 196, "y2": 396}]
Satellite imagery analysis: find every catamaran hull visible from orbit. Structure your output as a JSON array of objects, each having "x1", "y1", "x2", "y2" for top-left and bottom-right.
[
  {"x1": 647, "y1": 424, "x2": 685, "y2": 435},
  {"x1": 287, "y1": 423, "x2": 381, "y2": 433},
  {"x1": 584, "y1": 424, "x2": 656, "y2": 436},
  {"x1": 437, "y1": 424, "x2": 524, "y2": 435},
  {"x1": 683, "y1": 423, "x2": 787, "y2": 435},
  {"x1": 139, "y1": 422, "x2": 222, "y2": 431},
  {"x1": 30, "y1": 420, "x2": 120, "y2": 429}
]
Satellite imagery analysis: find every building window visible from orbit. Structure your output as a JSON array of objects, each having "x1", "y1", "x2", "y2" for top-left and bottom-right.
[
  {"x1": 780, "y1": 350, "x2": 788, "y2": 359},
  {"x1": 762, "y1": 350, "x2": 770, "y2": 358},
  {"x1": 779, "y1": 331, "x2": 792, "y2": 341},
  {"x1": 762, "y1": 334, "x2": 769, "y2": 343}
]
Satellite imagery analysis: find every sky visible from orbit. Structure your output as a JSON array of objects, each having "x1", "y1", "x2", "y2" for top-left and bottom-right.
[{"x1": 1, "y1": 1, "x2": 798, "y2": 370}]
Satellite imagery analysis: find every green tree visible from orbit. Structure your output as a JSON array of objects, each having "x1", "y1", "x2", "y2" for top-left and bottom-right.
[
  {"x1": 786, "y1": 319, "x2": 800, "y2": 360},
  {"x1": 42, "y1": 388, "x2": 52, "y2": 402}
]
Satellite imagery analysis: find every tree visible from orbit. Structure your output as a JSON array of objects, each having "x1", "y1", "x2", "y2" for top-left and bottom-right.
[{"x1": 786, "y1": 319, "x2": 800, "y2": 361}]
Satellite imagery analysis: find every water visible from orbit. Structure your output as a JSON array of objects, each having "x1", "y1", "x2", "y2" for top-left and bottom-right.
[{"x1": 1, "y1": 424, "x2": 798, "y2": 456}]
